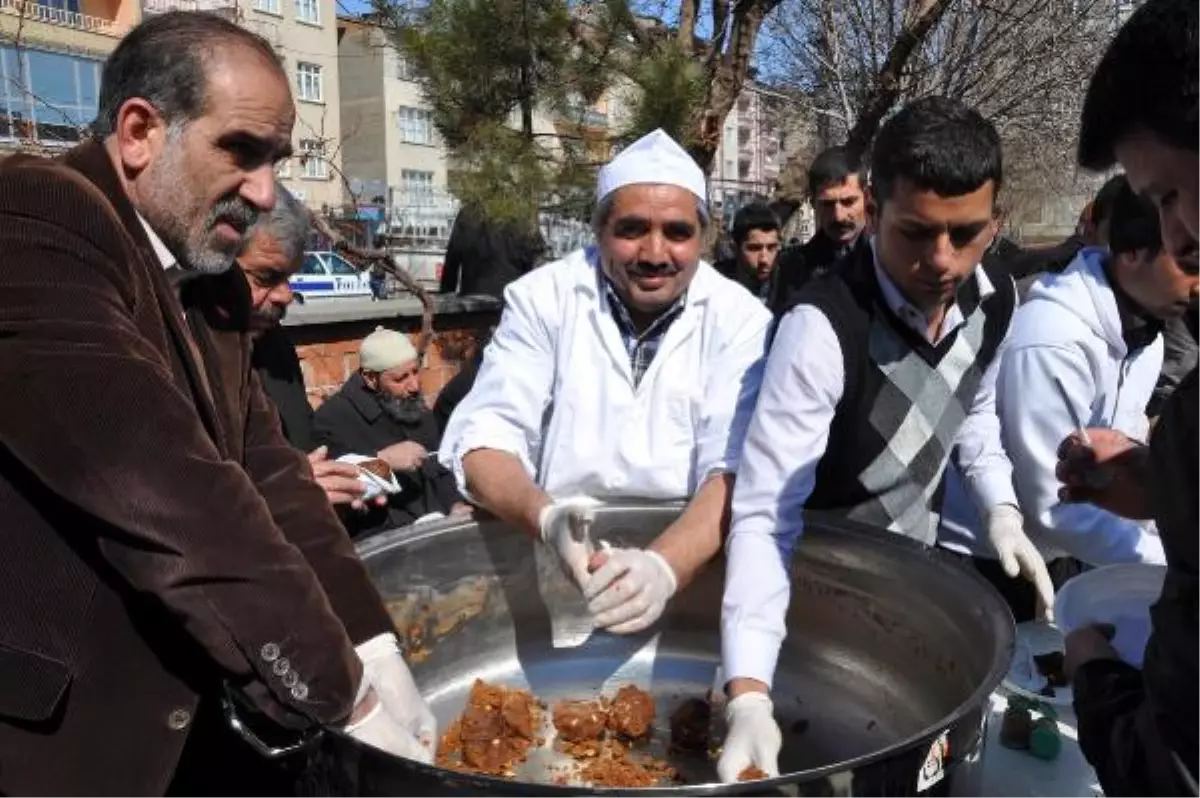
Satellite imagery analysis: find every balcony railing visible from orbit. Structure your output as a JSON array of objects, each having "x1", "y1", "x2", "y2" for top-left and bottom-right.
[
  {"x1": 141, "y1": 0, "x2": 236, "y2": 15},
  {"x1": 0, "y1": 0, "x2": 129, "y2": 35}
]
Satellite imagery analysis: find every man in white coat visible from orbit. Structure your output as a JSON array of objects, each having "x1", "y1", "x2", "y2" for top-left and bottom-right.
[
  {"x1": 439, "y1": 130, "x2": 772, "y2": 634},
  {"x1": 939, "y1": 178, "x2": 1194, "y2": 605}
]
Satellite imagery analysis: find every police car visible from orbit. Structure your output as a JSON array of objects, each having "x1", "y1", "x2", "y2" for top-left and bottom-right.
[{"x1": 289, "y1": 251, "x2": 373, "y2": 301}]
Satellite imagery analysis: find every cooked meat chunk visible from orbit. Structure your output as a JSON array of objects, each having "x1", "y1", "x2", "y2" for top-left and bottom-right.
[{"x1": 607, "y1": 685, "x2": 655, "y2": 740}]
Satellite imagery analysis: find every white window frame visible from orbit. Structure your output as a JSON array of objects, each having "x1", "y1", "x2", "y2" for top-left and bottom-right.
[
  {"x1": 295, "y1": 62, "x2": 323, "y2": 103},
  {"x1": 252, "y1": 0, "x2": 281, "y2": 14},
  {"x1": 293, "y1": 0, "x2": 320, "y2": 25},
  {"x1": 396, "y1": 106, "x2": 432, "y2": 145},
  {"x1": 399, "y1": 169, "x2": 435, "y2": 205},
  {"x1": 395, "y1": 53, "x2": 415, "y2": 81},
  {"x1": 299, "y1": 139, "x2": 328, "y2": 180}
]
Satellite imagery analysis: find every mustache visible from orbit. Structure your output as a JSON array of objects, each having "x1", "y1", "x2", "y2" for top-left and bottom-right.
[
  {"x1": 207, "y1": 197, "x2": 259, "y2": 236},
  {"x1": 624, "y1": 261, "x2": 681, "y2": 278},
  {"x1": 253, "y1": 302, "x2": 287, "y2": 327}
]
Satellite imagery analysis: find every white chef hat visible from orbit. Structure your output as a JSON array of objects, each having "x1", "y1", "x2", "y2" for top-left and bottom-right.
[
  {"x1": 359, "y1": 326, "x2": 418, "y2": 372},
  {"x1": 596, "y1": 129, "x2": 707, "y2": 206}
]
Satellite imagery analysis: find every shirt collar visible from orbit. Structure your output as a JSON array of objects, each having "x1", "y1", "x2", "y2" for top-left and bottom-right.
[
  {"x1": 135, "y1": 213, "x2": 178, "y2": 272},
  {"x1": 600, "y1": 274, "x2": 687, "y2": 340},
  {"x1": 869, "y1": 236, "x2": 994, "y2": 345}
]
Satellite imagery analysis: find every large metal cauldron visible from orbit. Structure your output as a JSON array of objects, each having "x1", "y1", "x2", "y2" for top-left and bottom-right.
[{"x1": 304, "y1": 504, "x2": 1013, "y2": 796}]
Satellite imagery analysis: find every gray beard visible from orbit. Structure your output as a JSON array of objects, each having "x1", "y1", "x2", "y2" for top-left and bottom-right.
[{"x1": 378, "y1": 393, "x2": 427, "y2": 425}]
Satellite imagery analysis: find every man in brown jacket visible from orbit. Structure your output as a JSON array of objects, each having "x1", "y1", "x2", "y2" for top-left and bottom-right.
[{"x1": 0, "y1": 12, "x2": 432, "y2": 795}]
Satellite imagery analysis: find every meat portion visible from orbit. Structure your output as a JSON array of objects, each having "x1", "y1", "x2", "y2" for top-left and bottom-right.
[
  {"x1": 552, "y1": 699, "x2": 609, "y2": 743},
  {"x1": 438, "y1": 679, "x2": 540, "y2": 776},
  {"x1": 358, "y1": 458, "x2": 393, "y2": 481},
  {"x1": 669, "y1": 698, "x2": 711, "y2": 752},
  {"x1": 738, "y1": 766, "x2": 769, "y2": 781},
  {"x1": 607, "y1": 685, "x2": 655, "y2": 740}
]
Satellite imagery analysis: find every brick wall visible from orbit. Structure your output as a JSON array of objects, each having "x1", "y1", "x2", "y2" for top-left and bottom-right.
[{"x1": 287, "y1": 308, "x2": 500, "y2": 409}]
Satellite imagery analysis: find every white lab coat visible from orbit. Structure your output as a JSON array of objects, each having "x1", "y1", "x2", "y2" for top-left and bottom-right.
[{"x1": 439, "y1": 247, "x2": 772, "y2": 500}]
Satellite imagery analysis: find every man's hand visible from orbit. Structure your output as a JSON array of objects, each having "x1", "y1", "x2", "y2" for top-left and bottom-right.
[
  {"x1": 1056, "y1": 429, "x2": 1152, "y2": 520},
  {"x1": 538, "y1": 496, "x2": 602, "y2": 587},
  {"x1": 378, "y1": 441, "x2": 428, "y2": 473},
  {"x1": 716, "y1": 690, "x2": 782, "y2": 783},
  {"x1": 582, "y1": 546, "x2": 677, "y2": 634},
  {"x1": 350, "y1": 634, "x2": 437, "y2": 763},
  {"x1": 1065, "y1": 623, "x2": 1120, "y2": 679},
  {"x1": 308, "y1": 446, "x2": 385, "y2": 511},
  {"x1": 987, "y1": 504, "x2": 1055, "y2": 621},
  {"x1": 449, "y1": 502, "x2": 474, "y2": 518}
]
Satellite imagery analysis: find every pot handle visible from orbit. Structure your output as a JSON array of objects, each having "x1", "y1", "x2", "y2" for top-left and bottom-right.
[{"x1": 220, "y1": 684, "x2": 323, "y2": 760}]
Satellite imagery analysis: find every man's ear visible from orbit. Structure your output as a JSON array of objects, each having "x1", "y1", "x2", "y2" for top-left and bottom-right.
[
  {"x1": 113, "y1": 98, "x2": 167, "y2": 175},
  {"x1": 865, "y1": 185, "x2": 880, "y2": 235}
]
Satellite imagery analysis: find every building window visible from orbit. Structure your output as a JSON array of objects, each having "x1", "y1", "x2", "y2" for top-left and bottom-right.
[
  {"x1": 0, "y1": 45, "x2": 101, "y2": 144},
  {"x1": 397, "y1": 106, "x2": 432, "y2": 145},
  {"x1": 299, "y1": 139, "x2": 328, "y2": 179},
  {"x1": 395, "y1": 53, "x2": 416, "y2": 81},
  {"x1": 294, "y1": 0, "x2": 319, "y2": 25},
  {"x1": 252, "y1": 0, "x2": 281, "y2": 14},
  {"x1": 399, "y1": 169, "x2": 435, "y2": 205},
  {"x1": 275, "y1": 158, "x2": 291, "y2": 179},
  {"x1": 295, "y1": 62, "x2": 323, "y2": 103}
]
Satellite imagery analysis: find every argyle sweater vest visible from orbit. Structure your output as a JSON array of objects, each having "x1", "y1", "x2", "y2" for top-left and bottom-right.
[{"x1": 798, "y1": 243, "x2": 1016, "y2": 544}]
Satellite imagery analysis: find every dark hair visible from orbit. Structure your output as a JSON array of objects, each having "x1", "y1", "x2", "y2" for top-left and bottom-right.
[
  {"x1": 1090, "y1": 174, "x2": 1129, "y2": 230},
  {"x1": 94, "y1": 11, "x2": 282, "y2": 138},
  {"x1": 1078, "y1": 0, "x2": 1198, "y2": 171},
  {"x1": 731, "y1": 202, "x2": 780, "y2": 245},
  {"x1": 870, "y1": 96, "x2": 1003, "y2": 206},
  {"x1": 807, "y1": 146, "x2": 867, "y2": 198},
  {"x1": 1108, "y1": 180, "x2": 1164, "y2": 256}
]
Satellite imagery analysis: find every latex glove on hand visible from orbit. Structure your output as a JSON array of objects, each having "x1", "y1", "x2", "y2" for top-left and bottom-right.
[
  {"x1": 350, "y1": 633, "x2": 437, "y2": 764},
  {"x1": 582, "y1": 546, "x2": 677, "y2": 634},
  {"x1": 716, "y1": 692, "x2": 782, "y2": 783},
  {"x1": 987, "y1": 504, "x2": 1055, "y2": 621},
  {"x1": 538, "y1": 495, "x2": 602, "y2": 587}
]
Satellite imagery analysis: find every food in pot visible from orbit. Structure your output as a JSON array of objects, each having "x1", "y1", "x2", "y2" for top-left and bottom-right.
[
  {"x1": 577, "y1": 738, "x2": 678, "y2": 788},
  {"x1": 669, "y1": 697, "x2": 711, "y2": 752},
  {"x1": 607, "y1": 684, "x2": 655, "y2": 740},
  {"x1": 738, "y1": 765, "x2": 769, "y2": 781},
  {"x1": 358, "y1": 458, "x2": 393, "y2": 481},
  {"x1": 552, "y1": 699, "x2": 609, "y2": 743},
  {"x1": 436, "y1": 680, "x2": 541, "y2": 776}
]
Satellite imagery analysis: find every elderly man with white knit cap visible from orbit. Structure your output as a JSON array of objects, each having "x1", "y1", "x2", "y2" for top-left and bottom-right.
[{"x1": 439, "y1": 129, "x2": 772, "y2": 634}]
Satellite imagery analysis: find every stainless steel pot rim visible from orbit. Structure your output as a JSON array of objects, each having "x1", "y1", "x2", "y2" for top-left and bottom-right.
[{"x1": 351, "y1": 505, "x2": 1016, "y2": 794}]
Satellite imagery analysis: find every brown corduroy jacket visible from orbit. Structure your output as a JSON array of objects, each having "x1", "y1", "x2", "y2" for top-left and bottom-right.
[{"x1": 0, "y1": 140, "x2": 393, "y2": 795}]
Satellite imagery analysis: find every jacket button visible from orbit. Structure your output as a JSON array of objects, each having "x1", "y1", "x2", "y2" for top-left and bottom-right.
[
  {"x1": 282, "y1": 670, "x2": 299, "y2": 688},
  {"x1": 260, "y1": 643, "x2": 280, "y2": 662},
  {"x1": 291, "y1": 683, "x2": 309, "y2": 701},
  {"x1": 167, "y1": 708, "x2": 192, "y2": 731},
  {"x1": 272, "y1": 657, "x2": 290, "y2": 676}
]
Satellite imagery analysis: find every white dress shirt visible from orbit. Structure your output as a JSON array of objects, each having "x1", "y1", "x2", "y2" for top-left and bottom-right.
[
  {"x1": 722, "y1": 243, "x2": 1018, "y2": 686},
  {"x1": 136, "y1": 213, "x2": 177, "y2": 272}
]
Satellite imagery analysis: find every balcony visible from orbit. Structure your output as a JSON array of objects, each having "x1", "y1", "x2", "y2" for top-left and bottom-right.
[
  {"x1": 141, "y1": 0, "x2": 235, "y2": 15},
  {"x1": 0, "y1": 0, "x2": 129, "y2": 36}
]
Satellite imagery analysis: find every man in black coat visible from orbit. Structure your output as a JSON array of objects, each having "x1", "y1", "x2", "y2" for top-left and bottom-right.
[
  {"x1": 713, "y1": 202, "x2": 783, "y2": 303},
  {"x1": 770, "y1": 146, "x2": 868, "y2": 315},
  {"x1": 314, "y1": 327, "x2": 469, "y2": 536},
  {"x1": 439, "y1": 203, "x2": 546, "y2": 300}
]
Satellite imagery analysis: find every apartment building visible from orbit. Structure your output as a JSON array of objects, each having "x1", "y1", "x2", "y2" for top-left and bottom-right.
[
  {"x1": 0, "y1": 0, "x2": 137, "y2": 152},
  {"x1": 337, "y1": 16, "x2": 449, "y2": 208},
  {"x1": 710, "y1": 83, "x2": 792, "y2": 209}
]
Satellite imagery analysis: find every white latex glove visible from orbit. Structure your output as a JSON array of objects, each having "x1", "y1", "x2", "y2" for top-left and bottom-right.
[
  {"x1": 538, "y1": 495, "x2": 602, "y2": 587},
  {"x1": 987, "y1": 504, "x2": 1055, "y2": 621},
  {"x1": 582, "y1": 546, "x2": 678, "y2": 633},
  {"x1": 350, "y1": 633, "x2": 437, "y2": 764},
  {"x1": 716, "y1": 692, "x2": 782, "y2": 783}
]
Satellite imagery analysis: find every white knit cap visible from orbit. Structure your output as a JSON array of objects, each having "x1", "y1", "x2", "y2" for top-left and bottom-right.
[
  {"x1": 595, "y1": 129, "x2": 707, "y2": 205},
  {"x1": 359, "y1": 326, "x2": 418, "y2": 372}
]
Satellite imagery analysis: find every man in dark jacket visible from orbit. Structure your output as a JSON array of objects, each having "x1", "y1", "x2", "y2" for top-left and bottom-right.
[
  {"x1": 439, "y1": 202, "x2": 546, "y2": 300},
  {"x1": 0, "y1": 12, "x2": 432, "y2": 795},
  {"x1": 770, "y1": 146, "x2": 868, "y2": 315},
  {"x1": 713, "y1": 202, "x2": 782, "y2": 303},
  {"x1": 1058, "y1": 0, "x2": 1198, "y2": 793},
  {"x1": 315, "y1": 327, "x2": 468, "y2": 535}
]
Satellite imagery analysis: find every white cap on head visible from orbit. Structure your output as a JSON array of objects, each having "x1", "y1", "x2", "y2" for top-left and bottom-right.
[
  {"x1": 359, "y1": 326, "x2": 418, "y2": 372},
  {"x1": 596, "y1": 129, "x2": 707, "y2": 206}
]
